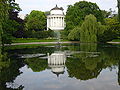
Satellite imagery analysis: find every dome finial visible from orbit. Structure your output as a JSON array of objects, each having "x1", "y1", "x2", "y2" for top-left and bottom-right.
[{"x1": 56, "y1": 4, "x2": 58, "y2": 8}]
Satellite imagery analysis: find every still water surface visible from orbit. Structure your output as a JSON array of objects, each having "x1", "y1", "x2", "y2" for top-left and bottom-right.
[{"x1": 0, "y1": 43, "x2": 120, "y2": 90}]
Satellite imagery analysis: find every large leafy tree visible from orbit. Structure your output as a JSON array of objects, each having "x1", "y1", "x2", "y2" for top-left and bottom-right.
[
  {"x1": 0, "y1": 0, "x2": 23, "y2": 44},
  {"x1": 68, "y1": 14, "x2": 106, "y2": 42},
  {"x1": 4, "y1": 0, "x2": 24, "y2": 39},
  {"x1": 117, "y1": 0, "x2": 120, "y2": 22},
  {"x1": 25, "y1": 10, "x2": 46, "y2": 31},
  {"x1": 65, "y1": 1, "x2": 104, "y2": 31},
  {"x1": 80, "y1": 14, "x2": 106, "y2": 43},
  {"x1": 98, "y1": 17, "x2": 120, "y2": 42},
  {"x1": 0, "y1": 0, "x2": 9, "y2": 45}
]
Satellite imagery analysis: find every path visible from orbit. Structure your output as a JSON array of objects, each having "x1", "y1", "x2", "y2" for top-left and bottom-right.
[
  {"x1": 5, "y1": 41, "x2": 80, "y2": 46},
  {"x1": 107, "y1": 42, "x2": 120, "y2": 44}
]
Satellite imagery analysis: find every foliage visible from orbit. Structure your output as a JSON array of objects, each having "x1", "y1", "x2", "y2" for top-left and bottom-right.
[
  {"x1": 68, "y1": 14, "x2": 106, "y2": 42},
  {"x1": 112, "y1": 39, "x2": 120, "y2": 42},
  {"x1": 0, "y1": 49, "x2": 24, "y2": 90},
  {"x1": 25, "y1": 58, "x2": 48, "y2": 72},
  {"x1": 0, "y1": 0, "x2": 23, "y2": 44},
  {"x1": 25, "y1": 10, "x2": 46, "y2": 31},
  {"x1": 101, "y1": 10, "x2": 111, "y2": 18},
  {"x1": 117, "y1": 0, "x2": 120, "y2": 22},
  {"x1": 98, "y1": 18, "x2": 120, "y2": 42},
  {"x1": 24, "y1": 30, "x2": 54, "y2": 39},
  {"x1": 45, "y1": 11, "x2": 50, "y2": 16},
  {"x1": 65, "y1": 1, "x2": 104, "y2": 31},
  {"x1": 0, "y1": 0, "x2": 9, "y2": 45},
  {"x1": 68, "y1": 27, "x2": 80, "y2": 41},
  {"x1": 2, "y1": 43, "x2": 120, "y2": 86},
  {"x1": 66, "y1": 43, "x2": 120, "y2": 80}
]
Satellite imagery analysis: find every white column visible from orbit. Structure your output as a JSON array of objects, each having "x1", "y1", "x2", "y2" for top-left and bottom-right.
[
  {"x1": 62, "y1": 17, "x2": 63, "y2": 27},
  {"x1": 58, "y1": 17, "x2": 59, "y2": 27},
  {"x1": 52, "y1": 17, "x2": 54, "y2": 27},
  {"x1": 50, "y1": 17, "x2": 52, "y2": 27},
  {"x1": 47, "y1": 18, "x2": 49, "y2": 30},
  {"x1": 53, "y1": 17, "x2": 55, "y2": 27},
  {"x1": 54, "y1": 17, "x2": 56, "y2": 27},
  {"x1": 55, "y1": 17, "x2": 56, "y2": 27},
  {"x1": 56, "y1": 17, "x2": 57, "y2": 27},
  {"x1": 59, "y1": 17, "x2": 61, "y2": 27},
  {"x1": 60, "y1": 17, "x2": 62, "y2": 27},
  {"x1": 51, "y1": 17, "x2": 53, "y2": 27},
  {"x1": 63, "y1": 17, "x2": 64, "y2": 27},
  {"x1": 57, "y1": 17, "x2": 59, "y2": 27},
  {"x1": 49, "y1": 18, "x2": 51, "y2": 27}
]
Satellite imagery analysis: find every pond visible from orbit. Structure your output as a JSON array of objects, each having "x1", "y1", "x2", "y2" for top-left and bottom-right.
[{"x1": 0, "y1": 43, "x2": 120, "y2": 90}]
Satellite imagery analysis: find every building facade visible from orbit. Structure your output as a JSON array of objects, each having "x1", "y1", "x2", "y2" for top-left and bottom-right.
[
  {"x1": 48, "y1": 52, "x2": 66, "y2": 77},
  {"x1": 47, "y1": 5, "x2": 65, "y2": 30}
]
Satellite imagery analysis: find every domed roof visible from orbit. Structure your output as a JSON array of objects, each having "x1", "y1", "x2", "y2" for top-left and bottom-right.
[{"x1": 51, "y1": 5, "x2": 64, "y2": 11}]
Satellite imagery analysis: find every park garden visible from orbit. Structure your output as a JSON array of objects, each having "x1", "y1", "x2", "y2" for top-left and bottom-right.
[
  {"x1": 0, "y1": 0, "x2": 120, "y2": 45},
  {"x1": 0, "y1": 1, "x2": 120, "y2": 90}
]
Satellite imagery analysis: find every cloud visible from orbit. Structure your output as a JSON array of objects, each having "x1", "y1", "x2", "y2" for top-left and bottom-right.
[{"x1": 16, "y1": 0, "x2": 117, "y2": 14}]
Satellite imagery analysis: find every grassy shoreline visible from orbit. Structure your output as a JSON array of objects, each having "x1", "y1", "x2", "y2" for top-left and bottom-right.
[
  {"x1": 111, "y1": 39, "x2": 120, "y2": 42},
  {"x1": 12, "y1": 38, "x2": 69, "y2": 43}
]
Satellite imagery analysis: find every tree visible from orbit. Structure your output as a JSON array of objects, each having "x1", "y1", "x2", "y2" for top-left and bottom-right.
[
  {"x1": 68, "y1": 27, "x2": 80, "y2": 41},
  {"x1": 98, "y1": 17, "x2": 120, "y2": 42},
  {"x1": 25, "y1": 58, "x2": 48, "y2": 72},
  {"x1": 101, "y1": 10, "x2": 111, "y2": 18},
  {"x1": 0, "y1": 0, "x2": 23, "y2": 44},
  {"x1": 65, "y1": 1, "x2": 104, "y2": 31},
  {"x1": 0, "y1": 0, "x2": 9, "y2": 45},
  {"x1": 25, "y1": 10, "x2": 46, "y2": 31},
  {"x1": 80, "y1": 14, "x2": 97, "y2": 42},
  {"x1": 68, "y1": 14, "x2": 106, "y2": 42},
  {"x1": 117, "y1": 0, "x2": 120, "y2": 22}
]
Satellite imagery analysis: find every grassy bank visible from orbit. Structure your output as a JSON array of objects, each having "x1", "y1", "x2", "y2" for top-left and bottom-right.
[
  {"x1": 12, "y1": 38, "x2": 69, "y2": 43},
  {"x1": 111, "y1": 39, "x2": 120, "y2": 42},
  {"x1": 4, "y1": 43, "x2": 72, "y2": 50}
]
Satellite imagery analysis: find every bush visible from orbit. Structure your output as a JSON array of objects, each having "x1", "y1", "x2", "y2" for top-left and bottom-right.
[
  {"x1": 2, "y1": 34, "x2": 13, "y2": 44},
  {"x1": 98, "y1": 30, "x2": 118, "y2": 42},
  {"x1": 24, "y1": 30, "x2": 54, "y2": 39}
]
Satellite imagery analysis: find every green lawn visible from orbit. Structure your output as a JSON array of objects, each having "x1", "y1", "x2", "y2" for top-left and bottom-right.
[
  {"x1": 4, "y1": 43, "x2": 71, "y2": 50},
  {"x1": 12, "y1": 38, "x2": 69, "y2": 43},
  {"x1": 111, "y1": 39, "x2": 120, "y2": 42}
]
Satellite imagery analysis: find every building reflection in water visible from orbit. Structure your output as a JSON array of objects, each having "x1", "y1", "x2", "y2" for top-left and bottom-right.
[{"x1": 48, "y1": 51, "x2": 66, "y2": 77}]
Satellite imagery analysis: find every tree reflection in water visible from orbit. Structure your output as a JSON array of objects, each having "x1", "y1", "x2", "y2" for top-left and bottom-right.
[
  {"x1": 0, "y1": 43, "x2": 120, "y2": 89},
  {"x1": 0, "y1": 47, "x2": 24, "y2": 90},
  {"x1": 66, "y1": 43, "x2": 102, "y2": 80},
  {"x1": 66, "y1": 43, "x2": 120, "y2": 81}
]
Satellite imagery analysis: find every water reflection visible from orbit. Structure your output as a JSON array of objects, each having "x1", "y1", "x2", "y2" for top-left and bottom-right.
[
  {"x1": 48, "y1": 51, "x2": 66, "y2": 77},
  {"x1": 0, "y1": 47, "x2": 24, "y2": 90},
  {"x1": 118, "y1": 61, "x2": 120, "y2": 85},
  {"x1": 0, "y1": 43, "x2": 120, "y2": 90}
]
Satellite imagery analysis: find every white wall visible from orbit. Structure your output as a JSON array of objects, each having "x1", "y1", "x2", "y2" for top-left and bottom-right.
[{"x1": 50, "y1": 10, "x2": 63, "y2": 15}]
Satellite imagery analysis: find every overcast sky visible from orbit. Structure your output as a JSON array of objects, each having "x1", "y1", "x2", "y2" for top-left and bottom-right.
[{"x1": 16, "y1": 0, "x2": 117, "y2": 15}]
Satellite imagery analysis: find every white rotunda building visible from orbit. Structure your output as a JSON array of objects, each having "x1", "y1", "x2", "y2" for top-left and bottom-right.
[
  {"x1": 47, "y1": 5, "x2": 65, "y2": 30},
  {"x1": 48, "y1": 52, "x2": 66, "y2": 77}
]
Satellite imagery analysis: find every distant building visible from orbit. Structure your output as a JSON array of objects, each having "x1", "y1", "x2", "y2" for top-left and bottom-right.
[{"x1": 47, "y1": 5, "x2": 65, "y2": 30}]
